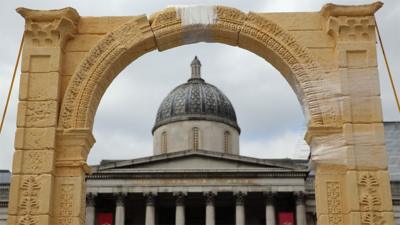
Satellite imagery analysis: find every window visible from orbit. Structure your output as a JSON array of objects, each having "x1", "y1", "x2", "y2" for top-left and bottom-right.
[
  {"x1": 224, "y1": 131, "x2": 230, "y2": 153},
  {"x1": 193, "y1": 127, "x2": 199, "y2": 150},
  {"x1": 161, "y1": 131, "x2": 167, "y2": 153}
]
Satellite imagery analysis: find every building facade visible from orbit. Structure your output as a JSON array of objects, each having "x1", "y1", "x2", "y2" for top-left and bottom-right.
[{"x1": 1, "y1": 58, "x2": 399, "y2": 225}]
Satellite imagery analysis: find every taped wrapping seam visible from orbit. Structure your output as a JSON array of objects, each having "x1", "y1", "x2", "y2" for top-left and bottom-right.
[
  {"x1": 306, "y1": 66, "x2": 385, "y2": 168},
  {"x1": 294, "y1": 62, "x2": 343, "y2": 126},
  {"x1": 310, "y1": 133, "x2": 349, "y2": 168},
  {"x1": 172, "y1": 5, "x2": 217, "y2": 44},
  {"x1": 309, "y1": 126, "x2": 387, "y2": 169}
]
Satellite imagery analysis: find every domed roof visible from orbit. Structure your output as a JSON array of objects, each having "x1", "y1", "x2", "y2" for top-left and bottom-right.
[{"x1": 153, "y1": 56, "x2": 240, "y2": 133}]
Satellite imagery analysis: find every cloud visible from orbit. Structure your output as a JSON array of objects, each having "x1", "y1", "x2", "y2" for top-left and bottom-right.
[{"x1": 241, "y1": 130, "x2": 307, "y2": 159}]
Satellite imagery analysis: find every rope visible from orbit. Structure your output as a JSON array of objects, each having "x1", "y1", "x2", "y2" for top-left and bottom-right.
[
  {"x1": 0, "y1": 33, "x2": 24, "y2": 134},
  {"x1": 374, "y1": 16, "x2": 400, "y2": 113}
]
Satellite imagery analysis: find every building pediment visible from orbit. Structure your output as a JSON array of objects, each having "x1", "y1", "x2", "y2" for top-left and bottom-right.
[{"x1": 91, "y1": 150, "x2": 308, "y2": 174}]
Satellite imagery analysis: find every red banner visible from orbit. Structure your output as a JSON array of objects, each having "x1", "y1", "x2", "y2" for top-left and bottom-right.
[
  {"x1": 278, "y1": 212, "x2": 294, "y2": 225},
  {"x1": 97, "y1": 212, "x2": 113, "y2": 225}
]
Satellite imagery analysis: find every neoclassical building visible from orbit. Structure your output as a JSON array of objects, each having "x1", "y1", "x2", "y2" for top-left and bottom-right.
[
  {"x1": 1, "y1": 58, "x2": 399, "y2": 225},
  {"x1": 85, "y1": 57, "x2": 311, "y2": 225}
]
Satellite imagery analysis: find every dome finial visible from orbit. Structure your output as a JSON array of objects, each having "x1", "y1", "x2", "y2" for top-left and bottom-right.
[{"x1": 191, "y1": 56, "x2": 201, "y2": 79}]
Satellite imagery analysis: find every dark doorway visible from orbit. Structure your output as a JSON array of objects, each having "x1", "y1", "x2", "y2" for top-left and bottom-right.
[
  {"x1": 156, "y1": 194, "x2": 175, "y2": 225},
  {"x1": 245, "y1": 193, "x2": 266, "y2": 225},
  {"x1": 215, "y1": 192, "x2": 235, "y2": 225},
  {"x1": 186, "y1": 193, "x2": 206, "y2": 225}
]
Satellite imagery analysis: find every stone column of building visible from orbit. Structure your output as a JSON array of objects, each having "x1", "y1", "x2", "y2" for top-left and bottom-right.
[
  {"x1": 115, "y1": 193, "x2": 126, "y2": 225},
  {"x1": 265, "y1": 192, "x2": 276, "y2": 225},
  {"x1": 145, "y1": 193, "x2": 156, "y2": 225},
  {"x1": 174, "y1": 192, "x2": 186, "y2": 225},
  {"x1": 85, "y1": 193, "x2": 96, "y2": 225},
  {"x1": 295, "y1": 192, "x2": 306, "y2": 225},
  {"x1": 205, "y1": 192, "x2": 216, "y2": 225},
  {"x1": 234, "y1": 192, "x2": 246, "y2": 225}
]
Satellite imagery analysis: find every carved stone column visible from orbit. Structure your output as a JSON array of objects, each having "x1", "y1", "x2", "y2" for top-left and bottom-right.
[
  {"x1": 85, "y1": 193, "x2": 96, "y2": 225},
  {"x1": 174, "y1": 192, "x2": 186, "y2": 225},
  {"x1": 54, "y1": 128, "x2": 95, "y2": 225},
  {"x1": 8, "y1": 7, "x2": 80, "y2": 225},
  {"x1": 295, "y1": 192, "x2": 306, "y2": 225},
  {"x1": 205, "y1": 192, "x2": 216, "y2": 225},
  {"x1": 115, "y1": 193, "x2": 126, "y2": 225},
  {"x1": 145, "y1": 192, "x2": 156, "y2": 225},
  {"x1": 313, "y1": 2, "x2": 395, "y2": 225},
  {"x1": 265, "y1": 192, "x2": 276, "y2": 225},
  {"x1": 234, "y1": 192, "x2": 246, "y2": 225}
]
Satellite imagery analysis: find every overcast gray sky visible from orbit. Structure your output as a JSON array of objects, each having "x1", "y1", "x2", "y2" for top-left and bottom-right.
[{"x1": 0, "y1": 0, "x2": 399, "y2": 169}]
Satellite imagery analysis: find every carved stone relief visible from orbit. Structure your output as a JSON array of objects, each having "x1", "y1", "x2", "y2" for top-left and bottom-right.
[
  {"x1": 327, "y1": 182, "x2": 343, "y2": 225},
  {"x1": 358, "y1": 173, "x2": 386, "y2": 225},
  {"x1": 17, "y1": 176, "x2": 40, "y2": 225}
]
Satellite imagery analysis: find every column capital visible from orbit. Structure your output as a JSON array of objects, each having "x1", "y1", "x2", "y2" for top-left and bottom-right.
[
  {"x1": 174, "y1": 192, "x2": 186, "y2": 206},
  {"x1": 144, "y1": 192, "x2": 157, "y2": 206},
  {"x1": 55, "y1": 128, "x2": 96, "y2": 175},
  {"x1": 17, "y1": 7, "x2": 80, "y2": 48},
  {"x1": 204, "y1": 191, "x2": 217, "y2": 205},
  {"x1": 114, "y1": 192, "x2": 126, "y2": 206},
  {"x1": 86, "y1": 192, "x2": 97, "y2": 207},
  {"x1": 320, "y1": 1, "x2": 382, "y2": 18},
  {"x1": 319, "y1": 2, "x2": 382, "y2": 43},
  {"x1": 294, "y1": 191, "x2": 306, "y2": 205},
  {"x1": 264, "y1": 191, "x2": 277, "y2": 205},
  {"x1": 234, "y1": 191, "x2": 247, "y2": 206}
]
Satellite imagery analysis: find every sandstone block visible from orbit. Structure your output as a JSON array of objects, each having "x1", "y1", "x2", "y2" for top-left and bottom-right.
[
  {"x1": 21, "y1": 47, "x2": 62, "y2": 73},
  {"x1": 15, "y1": 127, "x2": 56, "y2": 150},
  {"x1": 12, "y1": 150, "x2": 55, "y2": 174},
  {"x1": 353, "y1": 145, "x2": 387, "y2": 169},
  {"x1": 78, "y1": 16, "x2": 133, "y2": 34},
  {"x1": 7, "y1": 174, "x2": 54, "y2": 215},
  {"x1": 62, "y1": 51, "x2": 89, "y2": 75},
  {"x1": 342, "y1": 123, "x2": 385, "y2": 146},
  {"x1": 19, "y1": 72, "x2": 60, "y2": 101},
  {"x1": 350, "y1": 96, "x2": 383, "y2": 123},
  {"x1": 337, "y1": 44, "x2": 377, "y2": 68},
  {"x1": 7, "y1": 215, "x2": 52, "y2": 225},
  {"x1": 64, "y1": 34, "x2": 103, "y2": 52},
  {"x1": 17, "y1": 100, "x2": 58, "y2": 128},
  {"x1": 54, "y1": 176, "x2": 86, "y2": 218},
  {"x1": 342, "y1": 67, "x2": 380, "y2": 97}
]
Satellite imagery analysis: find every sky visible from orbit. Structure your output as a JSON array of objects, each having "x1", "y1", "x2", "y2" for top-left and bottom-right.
[{"x1": 0, "y1": 0, "x2": 399, "y2": 169}]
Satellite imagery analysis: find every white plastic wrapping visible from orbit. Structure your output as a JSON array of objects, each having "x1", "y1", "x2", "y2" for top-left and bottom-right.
[
  {"x1": 174, "y1": 5, "x2": 217, "y2": 26},
  {"x1": 171, "y1": 5, "x2": 217, "y2": 44},
  {"x1": 309, "y1": 126, "x2": 387, "y2": 169}
]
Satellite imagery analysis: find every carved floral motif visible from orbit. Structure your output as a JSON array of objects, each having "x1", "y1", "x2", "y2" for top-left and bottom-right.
[
  {"x1": 17, "y1": 7, "x2": 79, "y2": 48},
  {"x1": 327, "y1": 182, "x2": 343, "y2": 225},
  {"x1": 57, "y1": 184, "x2": 74, "y2": 225},
  {"x1": 358, "y1": 173, "x2": 386, "y2": 225},
  {"x1": 27, "y1": 152, "x2": 43, "y2": 173},
  {"x1": 17, "y1": 176, "x2": 40, "y2": 225}
]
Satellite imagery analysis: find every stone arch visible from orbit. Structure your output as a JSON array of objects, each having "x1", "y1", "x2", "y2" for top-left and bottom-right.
[
  {"x1": 59, "y1": 6, "x2": 336, "y2": 131},
  {"x1": 12, "y1": 3, "x2": 395, "y2": 225}
]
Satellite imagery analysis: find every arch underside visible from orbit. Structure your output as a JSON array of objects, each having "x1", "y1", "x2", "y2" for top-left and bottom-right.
[{"x1": 59, "y1": 6, "x2": 340, "y2": 131}]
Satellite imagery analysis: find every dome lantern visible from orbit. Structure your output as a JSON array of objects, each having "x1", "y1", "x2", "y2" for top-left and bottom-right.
[{"x1": 190, "y1": 56, "x2": 202, "y2": 80}]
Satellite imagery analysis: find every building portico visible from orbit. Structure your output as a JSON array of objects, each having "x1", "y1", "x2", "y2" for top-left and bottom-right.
[{"x1": 85, "y1": 149, "x2": 310, "y2": 225}]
